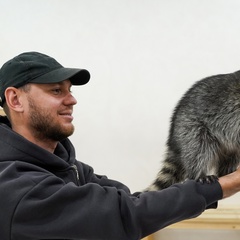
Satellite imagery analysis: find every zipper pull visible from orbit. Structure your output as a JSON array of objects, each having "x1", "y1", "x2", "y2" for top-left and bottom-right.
[{"x1": 72, "y1": 164, "x2": 79, "y2": 180}]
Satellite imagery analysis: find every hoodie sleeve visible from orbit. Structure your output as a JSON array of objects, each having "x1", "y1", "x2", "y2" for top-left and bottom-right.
[
  {"x1": 79, "y1": 161, "x2": 133, "y2": 193},
  {"x1": 11, "y1": 171, "x2": 223, "y2": 240}
]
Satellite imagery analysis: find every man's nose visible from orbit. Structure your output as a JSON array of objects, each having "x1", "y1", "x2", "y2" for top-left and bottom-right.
[{"x1": 64, "y1": 93, "x2": 77, "y2": 106}]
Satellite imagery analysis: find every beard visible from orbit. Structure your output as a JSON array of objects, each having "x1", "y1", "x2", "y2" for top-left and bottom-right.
[{"x1": 27, "y1": 96, "x2": 75, "y2": 142}]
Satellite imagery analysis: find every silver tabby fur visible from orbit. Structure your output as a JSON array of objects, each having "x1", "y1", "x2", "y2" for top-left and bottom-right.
[{"x1": 148, "y1": 70, "x2": 240, "y2": 191}]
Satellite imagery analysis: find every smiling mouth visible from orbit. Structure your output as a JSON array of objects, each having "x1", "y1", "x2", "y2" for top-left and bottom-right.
[
  {"x1": 59, "y1": 113, "x2": 73, "y2": 120},
  {"x1": 60, "y1": 113, "x2": 72, "y2": 116}
]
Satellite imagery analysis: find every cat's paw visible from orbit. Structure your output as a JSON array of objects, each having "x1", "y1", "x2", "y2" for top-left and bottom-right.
[{"x1": 197, "y1": 175, "x2": 219, "y2": 184}]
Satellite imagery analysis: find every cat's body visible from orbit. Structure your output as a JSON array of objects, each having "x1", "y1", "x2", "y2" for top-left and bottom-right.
[{"x1": 148, "y1": 70, "x2": 240, "y2": 191}]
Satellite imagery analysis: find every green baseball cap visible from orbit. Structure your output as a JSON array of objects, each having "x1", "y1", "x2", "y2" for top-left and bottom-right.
[{"x1": 0, "y1": 51, "x2": 90, "y2": 106}]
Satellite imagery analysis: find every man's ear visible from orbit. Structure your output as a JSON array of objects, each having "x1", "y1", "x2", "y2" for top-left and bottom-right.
[{"x1": 4, "y1": 87, "x2": 24, "y2": 113}]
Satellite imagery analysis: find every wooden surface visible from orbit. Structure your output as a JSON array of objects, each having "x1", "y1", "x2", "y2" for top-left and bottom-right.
[
  {"x1": 167, "y1": 207, "x2": 240, "y2": 230},
  {"x1": 143, "y1": 207, "x2": 240, "y2": 239},
  {"x1": 142, "y1": 235, "x2": 154, "y2": 240}
]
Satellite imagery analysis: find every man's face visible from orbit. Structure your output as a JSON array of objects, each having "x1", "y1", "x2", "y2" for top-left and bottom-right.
[{"x1": 24, "y1": 80, "x2": 77, "y2": 142}]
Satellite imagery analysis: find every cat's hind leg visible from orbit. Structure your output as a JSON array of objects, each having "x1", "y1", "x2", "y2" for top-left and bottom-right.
[{"x1": 197, "y1": 175, "x2": 219, "y2": 184}]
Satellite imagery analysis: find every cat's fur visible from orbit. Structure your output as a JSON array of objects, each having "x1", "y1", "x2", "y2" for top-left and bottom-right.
[{"x1": 148, "y1": 70, "x2": 240, "y2": 191}]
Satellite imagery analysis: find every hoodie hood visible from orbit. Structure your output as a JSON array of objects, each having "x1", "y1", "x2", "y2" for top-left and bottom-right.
[{"x1": 0, "y1": 118, "x2": 76, "y2": 171}]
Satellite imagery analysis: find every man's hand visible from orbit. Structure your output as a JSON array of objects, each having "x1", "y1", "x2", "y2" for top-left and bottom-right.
[{"x1": 218, "y1": 167, "x2": 240, "y2": 199}]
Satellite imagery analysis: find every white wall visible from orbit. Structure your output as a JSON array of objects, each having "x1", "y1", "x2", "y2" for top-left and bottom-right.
[{"x1": 1, "y1": 0, "x2": 240, "y2": 210}]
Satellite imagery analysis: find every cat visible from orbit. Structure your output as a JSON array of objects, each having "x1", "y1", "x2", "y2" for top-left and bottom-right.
[{"x1": 148, "y1": 70, "x2": 240, "y2": 191}]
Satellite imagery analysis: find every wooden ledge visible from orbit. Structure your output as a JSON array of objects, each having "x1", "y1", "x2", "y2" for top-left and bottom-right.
[
  {"x1": 142, "y1": 235, "x2": 154, "y2": 240},
  {"x1": 167, "y1": 207, "x2": 240, "y2": 230},
  {"x1": 143, "y1": 207, "x2": 240, "y2": 239}
]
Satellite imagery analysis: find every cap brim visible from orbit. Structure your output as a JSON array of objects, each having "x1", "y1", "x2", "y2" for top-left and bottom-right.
[{"x1": 30, "y1": 67, "x2": 90, "y2": 85}]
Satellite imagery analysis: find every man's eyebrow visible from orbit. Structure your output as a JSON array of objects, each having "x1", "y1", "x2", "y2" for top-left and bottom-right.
[{"x1": 46, "y1": 81, "x2": 72, "y2": 87}]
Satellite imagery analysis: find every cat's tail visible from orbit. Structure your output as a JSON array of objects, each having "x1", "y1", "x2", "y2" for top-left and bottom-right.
[{"x1": 146, "y1": 152, "x2": 185, "y2": 191}]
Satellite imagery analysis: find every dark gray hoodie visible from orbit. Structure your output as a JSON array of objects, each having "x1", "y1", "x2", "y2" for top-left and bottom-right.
[{"x1": 0, "y1": 117, "x2": 222, "y2": 240}]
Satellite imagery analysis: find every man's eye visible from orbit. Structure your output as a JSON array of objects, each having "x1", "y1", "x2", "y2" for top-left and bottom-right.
[{"x1": 52, "y1": 89, "x2": 61, "y2": 94}]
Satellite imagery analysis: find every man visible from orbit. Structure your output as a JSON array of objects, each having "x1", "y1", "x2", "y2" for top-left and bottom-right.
[{"x1": 0, "y1": 51, "x2": 239, "y2": 240}]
